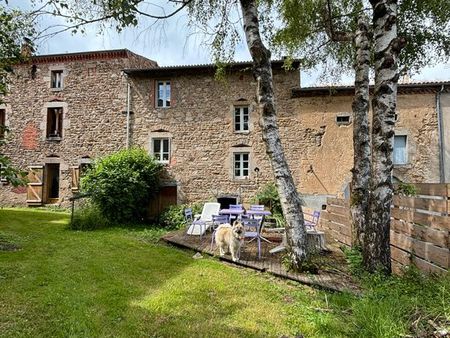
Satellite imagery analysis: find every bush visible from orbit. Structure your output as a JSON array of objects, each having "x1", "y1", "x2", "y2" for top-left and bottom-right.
[
  {"x1": 252, "y1": 182, "x2": 283, "y2": 215},
  {"x1": 159, "y1": 203, "x2": 202, "y2": 230},
  {"x1": 68, "y1": 202, "x2": 113, "y2": 230},
  {"x1": 81, "y1": 148, "x2": 162, "y2": 223}
]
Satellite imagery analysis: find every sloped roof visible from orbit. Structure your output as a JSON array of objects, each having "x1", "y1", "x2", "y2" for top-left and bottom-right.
[
  {"x1": 292, "y1": 81, "x2": 450, "y2": 97},
  {"x1": 22, "y1": 49, "x2": 156, "y2": 65},
  {"x1": 124, "y1": 59, "x2": 300, "y2": 76}
]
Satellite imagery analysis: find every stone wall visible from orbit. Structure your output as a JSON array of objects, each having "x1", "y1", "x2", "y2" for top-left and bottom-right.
[
  {"x1": 128, "y1": 69, "x2": 442, "y2": 206},
  {"x1": 0, "y1": 51, "x2": 155, "y2": 206}
]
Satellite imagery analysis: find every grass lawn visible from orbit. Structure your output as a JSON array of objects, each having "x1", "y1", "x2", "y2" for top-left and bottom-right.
[
  {"x1": 0, "y1": 208, "x2": 351, "y2": 338},
  {"x1": 1, "y1": 208, "x2": 449, "y2": 338}
]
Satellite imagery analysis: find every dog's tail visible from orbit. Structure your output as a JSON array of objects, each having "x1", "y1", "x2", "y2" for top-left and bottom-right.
[{"x1": 216, "y1": 223, "x2": 232, "y2": 230}]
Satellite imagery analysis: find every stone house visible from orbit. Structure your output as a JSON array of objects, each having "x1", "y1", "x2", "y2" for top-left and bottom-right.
[
  {"x1": 1, "y1": 48, "x2": 449, "y2": 212},
  {"x1": 0, "y1": 49, "x2": 156, "y2": 206}
]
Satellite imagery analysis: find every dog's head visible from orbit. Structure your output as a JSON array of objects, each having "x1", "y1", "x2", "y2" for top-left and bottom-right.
[{"x1": 232, "y1": 220, "x2": 245, "y2": 239}]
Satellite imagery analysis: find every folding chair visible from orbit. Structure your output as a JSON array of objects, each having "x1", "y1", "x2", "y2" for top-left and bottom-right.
[{"x1": 242, "y1": 218, "x2": 263, "y2": 259}]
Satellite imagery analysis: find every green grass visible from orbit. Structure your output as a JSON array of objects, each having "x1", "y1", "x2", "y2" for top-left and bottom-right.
[
  {"x1": 0, "y1": 208, "x2": 350, "y2": 338},
  {"x1": 1, "y1": 208, "x2": 449, "y2": 338}
]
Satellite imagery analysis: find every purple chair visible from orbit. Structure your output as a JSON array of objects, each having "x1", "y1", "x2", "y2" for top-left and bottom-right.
[
  {"x1": 229, "y1": 204, "x2": 244, "y2": 220},
  {"x1": 249, "y1": 205, "x2": 265, "y2": 211},
  {"x1": 304, "y1": 210, "x2": 320, "y2": 229},
  {"x1": 210, "y1": 214, "x2": 230, "y2": 250},
  {"x1": 242, "y1": 218, "x2": 262, "y2": 259}
]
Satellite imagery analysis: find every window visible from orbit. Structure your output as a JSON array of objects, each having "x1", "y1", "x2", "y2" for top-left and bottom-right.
[
  {"x1": 234, "y1": 152, "x2": 249, "y2": 178},
  {"x1": 0, "y1": 163, "x2": 7, "y2": 183},
  {"x1": 46, "y1": 107, "x2": 63, "y2": 139},
  {"x1": 51, "y1": 70, "x2": 63, "y2": 89},
  {"x1": 0, "y1": 109, "x2": 5, "y2": 139},
  {"x1": 157, "y1": 81, "x2": 171, "y2": 108},
  {"x1": 152, "y1": 138, "x2": 170, "y2": 163},
  {"x1": 234, "y1": 106, "x2": 249, "y2": 132},
  {"x1": 393, "y1": 135, "x2": 407, "y2": 165},
  {"x1": 336, "y1": 114, "x2": 351, "y2": 125}
]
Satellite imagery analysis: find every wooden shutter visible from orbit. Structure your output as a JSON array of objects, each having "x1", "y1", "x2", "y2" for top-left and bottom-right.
[
  {"x1": 71, "y1": 166, "x2": 80, "y2": 192},
  {"x1": 26, "y1": 166, "x2": 44, "y2": 205}
]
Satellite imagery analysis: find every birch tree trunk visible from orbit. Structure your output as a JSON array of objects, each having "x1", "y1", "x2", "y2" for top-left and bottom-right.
[
  {"x1": 239, "y1": 0, "x2": 307, "y2": 267},
  {"x1": 350, "y1": 13, "x2": 371, "y2": 248},
  {"x1": 365, "y1": 0, "x2": 404, "y2": 273}
]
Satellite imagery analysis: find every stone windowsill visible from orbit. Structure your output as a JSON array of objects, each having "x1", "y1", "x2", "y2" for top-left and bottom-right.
[
  {"x1": 46, "y1": 136, "x2": 62, "y2": 142},
  {"x1": 50, "y1": 87, "x2": 64, "y2": 92},
  {"x1": 394, "y1": 163, "x2": 411, "y2": 169},
  {"x1": 234, "y1": 130, "x2": 250, "y2": 134}
]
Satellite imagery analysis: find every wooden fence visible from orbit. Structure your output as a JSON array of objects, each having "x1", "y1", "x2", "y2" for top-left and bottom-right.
[{"x1": 318, "y1": 183, "x2": 450, "y2": 275}]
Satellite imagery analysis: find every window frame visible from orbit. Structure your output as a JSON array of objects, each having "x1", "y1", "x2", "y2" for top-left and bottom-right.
[
  {"x1": 156, "y1": 80, "x2": 171, "y2": 108},
  {"x1": 234, "y1": 106, "x2": 250, "y2": 133},
  {"x1": 50, "y1": 70, "x2": 64, "y2": 89},
  {"x1": 393, "y1": 134, "x2": 408, "y2": 165},
  {"x1": 233, "y1": 152, "x2": 250, "y2": 179},
  {"x1": 151, "y1": 137, "x2": 171, "y2": 164},
  {"x1": 46, "y1": 107, "x2": 64, "y2": 140},
  {"x1": 0, "y1": 108, "x2": 5, "y2": 139}
]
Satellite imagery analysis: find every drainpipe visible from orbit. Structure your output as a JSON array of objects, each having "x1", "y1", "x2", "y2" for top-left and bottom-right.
[
  {"x1": 126, "y1": 81, "x2": 131, "y2": 149},
  {"x1": 436, "y1": 85, "x2": 445, "y2": 183}
]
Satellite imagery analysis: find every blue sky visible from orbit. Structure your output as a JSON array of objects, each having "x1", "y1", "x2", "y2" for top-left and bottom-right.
[{"x1": 8, "y1": 0, "x2": 450, "y2": 86}]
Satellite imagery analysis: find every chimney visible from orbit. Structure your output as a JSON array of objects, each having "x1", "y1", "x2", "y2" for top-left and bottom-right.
[{"x1": 20, "y1": 37, "x2": 34, "y2": 58}]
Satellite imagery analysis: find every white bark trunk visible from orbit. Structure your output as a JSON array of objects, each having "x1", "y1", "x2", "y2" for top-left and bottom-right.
[
  {"x1": 350, "y1": 13, "x2": 371, "y2": 248},
  {"x1": 239, "y1": 0, "x2": 307, "y2": 268},
  {"x1": 365, "y1": 0, "x2": 404, "y2": 273}
]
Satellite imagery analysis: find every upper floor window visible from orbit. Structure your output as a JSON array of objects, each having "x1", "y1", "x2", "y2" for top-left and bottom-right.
[
  {"x1": 51, "y1": 70, "x2": 63, "y2": 89},
  {"x1": 393, "y1": 135, "x2": 407, "y2": 165},
  {"x1": 46, "y1": 107, "x2": 63, "y2": 139},
  {"x1": 234, "y1": 152, "x2": 249, "y2": 179},
  {"x1": 152, "y1": 138, "x2": 170, "y2": 163},
  {"x1": 157, "y1": 81, "x2": 171, "y2": 108},
  {"x1": 234, "y1": 106, "x2": 249, "y2": 132},
  {"x1": 0, "y1": 109, "x2": 5, "y2": 139}
]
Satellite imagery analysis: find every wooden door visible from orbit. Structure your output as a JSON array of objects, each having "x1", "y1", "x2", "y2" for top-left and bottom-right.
[
  {"x1": 26, "y1": 166, "x2": 44, "y2": 205},
  {"x1": 148, "y1": 185, "x2": 177, "y2": 220},
  {"x1": 70, "y1": 166, "x2": 80, "y2": 192}
]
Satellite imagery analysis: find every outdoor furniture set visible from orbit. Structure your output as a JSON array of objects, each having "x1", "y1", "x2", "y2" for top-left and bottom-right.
[{"x1": 185, "y1": 203, "x2": 324, "y2": 259}]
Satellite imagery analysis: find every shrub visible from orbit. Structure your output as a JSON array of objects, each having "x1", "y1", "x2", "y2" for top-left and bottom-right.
[
  {"x1": 81, "y1": 148, "x2": 162, "y2": 223},
  {"x1": 68, "y1": 202, "x2": 113, "y2": 230},
  {"x1": 252, "y1": 182, "x2": 283, "y2": 215},
  {"x1": 159, "y1": 203, "x2": 202, "y2": 230}
]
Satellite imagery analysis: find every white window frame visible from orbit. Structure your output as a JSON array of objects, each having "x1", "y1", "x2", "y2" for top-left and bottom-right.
[
  {"x1": 51, "y1": 70, "x2": 63, "y2": 89},
  {"x1": 156, "y1": 81, "x2": 171, "y2": 108},
  {"x1": 393, "y1": 134, "x2": 408, "y2": 165},
  {"x1": 234, "y1": 152, "x2": 250, "y2": 179},
  {"x1": 234, "y1": 106, "x2": 249, "y2": 132},
  {"x1": 152, "y1": 138, "x2": 171, "y2": 164},
  {"x1": 0, "y1": 163, "x2": 7, "y2": 183}
]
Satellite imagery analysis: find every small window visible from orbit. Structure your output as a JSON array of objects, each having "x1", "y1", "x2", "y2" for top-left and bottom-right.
[
  {"x1": 0, "y1": 109, "x2": 5, "y2": 139},
  {"x1": 156, "y1": 81, "x2": 171, "y2": 108},
  {"x1": 394, "y1": 113, "x2": 399, "y2": 122},
  {"x1": 393, "y1": 135, "x2": 407, "y2": 165},
  {"x1": 0, "y1": 163, "x2": 7, "y2": 183},
  {"x1": 336, "y1": 115, "x2": 351, "y2": 125},
  {"x1": 46, "y1": 107, "x2": 63, "y2": 139},
  {"x1": 51, "y1": 70, "x2": 63, "y2": 89},
  {"x1": 234, "y1": 152, "x2": 249, "y2": 179},
  {"x1": 234, "y1": 106, "x2": 249, "y2": 132},
  {"x1": 152, "y1": 138, "x2": 170, "y2": 163}
]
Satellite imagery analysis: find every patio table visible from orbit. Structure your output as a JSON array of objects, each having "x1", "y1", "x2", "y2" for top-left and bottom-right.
[{"x1": 219, "y1": 208, "x2": 245, "y2": 219}]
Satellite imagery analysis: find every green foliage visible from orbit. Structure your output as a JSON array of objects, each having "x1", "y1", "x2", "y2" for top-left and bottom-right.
[
  {"x1": 68, "y1": 202, "x2": 113, "y2": 231},
  {"x1": 158, "y1": 203, "x2": 202, "y2": 230},
  {"x1": 81, "y1": 148, "x2": 163, "y2": 224},
  {"x1": 253, "y1": 182, "x2": 283, "y2": 215},
  {"x1": 342, "y1": 245, "x2": 364, "y2": 276},
  {"x1": 395, "y1": 182, "x2": 417, "y2": 196},
  {"x1": 0, "y1": 6, "x2": 34, "y2": 187}
]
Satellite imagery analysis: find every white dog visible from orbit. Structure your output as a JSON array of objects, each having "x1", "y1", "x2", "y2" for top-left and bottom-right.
[{"x1": 214, "y1": 220, "x2": 245, "y2": 262}]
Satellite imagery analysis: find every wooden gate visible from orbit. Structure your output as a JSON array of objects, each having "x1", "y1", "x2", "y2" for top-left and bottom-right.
[{"x1": 26, "y1": 165, "x2": 44, "y2": 205}]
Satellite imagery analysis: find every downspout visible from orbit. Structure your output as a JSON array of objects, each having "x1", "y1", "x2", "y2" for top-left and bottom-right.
[
  {"x1": 436, "y1": 85, "x2": 445, "y2": 183},
  {"x1": 126, "y1": 80, "x2": 131, "y2": 149}
]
